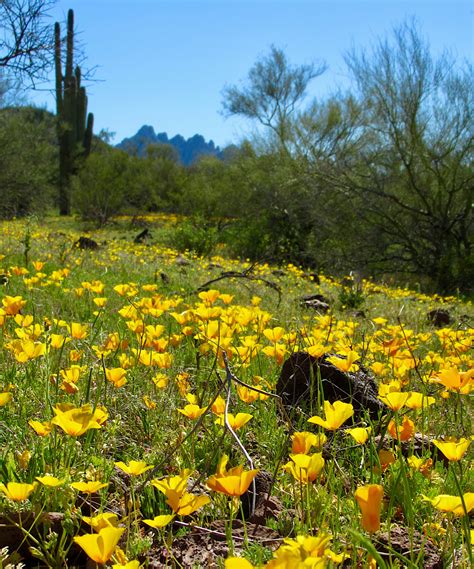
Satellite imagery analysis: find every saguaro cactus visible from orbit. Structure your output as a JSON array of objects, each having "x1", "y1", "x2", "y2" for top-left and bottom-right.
[{"x1": 55, "y1": 9, "x2": 94, "y2": 216}]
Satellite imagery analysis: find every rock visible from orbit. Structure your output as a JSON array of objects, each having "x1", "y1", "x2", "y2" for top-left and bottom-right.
[
  {"x1": 427, "y1": 309, "x2": 451, "y2": 327},
  {"x1": 240, "y1": 469, "x2": 273, "y2": 519},
  {"x1": 74, "y1": 236, "x2": 99, "y2": 250},
  {"x1": 374, "y1": 433, "x2": 449, "y2": 465},
  {"x1": 276, "y1": 351, "x2": 386, "y2": 421},
  {"x1": 248, "y1": 496, "x2": 285, "y2": 525},
  {"x1": 207, "y1": 262, "x2": 223, "y2": 270}
]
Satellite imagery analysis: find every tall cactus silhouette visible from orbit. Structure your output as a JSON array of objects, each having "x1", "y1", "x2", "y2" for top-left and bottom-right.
[{"x1": 55, "y1": 9, "x2": 94, "y2": 216}]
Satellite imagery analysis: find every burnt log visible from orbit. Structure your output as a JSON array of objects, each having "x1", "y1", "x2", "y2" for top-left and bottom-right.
[
  {"x1": 276, "y1": 351, "x2": 386, "y2": 421},
  {"x1": 134, "y1": 228, "x2": 152, "y2": 243},
  {"x1": 0, "y1": 512, "x2": 86, "y2": 565},
  {"x1": 74, "y1": 236, "x2": 99, "y2": 250},
  {"x1": 300, "y1": 294, "x2": 329, "y2": 304},
  {"x1": 299, "y1": 293, "x2": 330, "y2": 313},
  {"x1": 427, "y1": 309, "x2": 451, "y2": 327}
]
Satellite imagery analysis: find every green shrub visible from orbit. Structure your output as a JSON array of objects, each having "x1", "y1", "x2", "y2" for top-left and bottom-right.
[
  {"x1": 72, "y1": 150, "x2": 131, "y2": 225},
  {"x1": 169, "y1": 216, "x2": 219, "y2": 256}
]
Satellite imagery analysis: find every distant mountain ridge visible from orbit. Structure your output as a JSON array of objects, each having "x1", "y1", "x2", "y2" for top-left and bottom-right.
[{"x1": 117, "y1": 125, "x2": 223, "y2": 166}]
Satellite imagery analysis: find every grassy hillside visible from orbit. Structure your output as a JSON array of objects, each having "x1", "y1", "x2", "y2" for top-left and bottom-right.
[{"x1": 0, "y1": 215, "x2": 472, "y2": 568}]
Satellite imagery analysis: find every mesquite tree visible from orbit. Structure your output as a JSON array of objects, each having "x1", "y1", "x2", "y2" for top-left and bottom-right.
[
  {"x1": 293, "y1": 24, "x2": 473, "y2": 293},
  {"x1": 55, "y1": 9, "x2": 93, "y2": 215},
  {"x1": 222, "y1": 25, "x2": 473, "y2": 293},
  {"x1": 222, "y1": 45, "x2": 326, "y2": 152},
  {"x1": 0, "y1": 0, "x2": 56, "y2": 85}
]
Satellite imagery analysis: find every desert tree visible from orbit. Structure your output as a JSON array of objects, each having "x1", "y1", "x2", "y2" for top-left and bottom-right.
[
  {"x1": 293, "y1": 22, "x2": 473, "y2": 292},
  {"x1": 0, "y1": 106, "x2": 56, "y2": 218},
  {"x1": 344, "y1": 22, "x2": 473, "y2": 291},
  {"x1": 222, "y1": 45, "x2": 326, "y2": 151},
  {"x1": 72, "y1": 148, "x2": 131, "y2": 225},
  {"x1": 0, "y1": 0, "x2": 57, "y2": 85},
  {"x1": 220, "y1": 46, "x2": 331, "y2": 264}
]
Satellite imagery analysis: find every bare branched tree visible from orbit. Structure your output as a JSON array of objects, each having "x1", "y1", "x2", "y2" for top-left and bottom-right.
[{"x1": 0, "y1": 0, "x2": 57, "y2": 85}]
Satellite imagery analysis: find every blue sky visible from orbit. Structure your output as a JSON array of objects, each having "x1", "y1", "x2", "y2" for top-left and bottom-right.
[{"x1": 31, "y1": 0, "x2": 473, "y2": 147}]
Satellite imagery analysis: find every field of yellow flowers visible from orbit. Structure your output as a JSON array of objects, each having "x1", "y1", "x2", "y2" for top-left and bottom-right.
[{"x1": 0, "y1": 216, "x2": 472, "y2": 568}]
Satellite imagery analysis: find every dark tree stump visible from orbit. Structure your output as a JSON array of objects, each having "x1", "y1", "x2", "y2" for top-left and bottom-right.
[{"x1": 276, "y1": 351, "x2": 386, "y2": 421}]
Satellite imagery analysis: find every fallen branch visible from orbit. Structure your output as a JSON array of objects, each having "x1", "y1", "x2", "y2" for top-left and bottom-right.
[
  {"x1": 197, "y1": 268, "x2": 282, "y2": 306},
  {"x1": 218, "y1": 352, "x2": 293, "y2": 516},
  {"x1": 220, "y1": 351, "x2": 257, "y2": 516}
]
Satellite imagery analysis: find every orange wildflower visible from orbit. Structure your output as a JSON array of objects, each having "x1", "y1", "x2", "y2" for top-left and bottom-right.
[
  {"x1": 387, "y1": 416, "x2": 415, "y2": 441},
  {"x1": 432, "y1": 438, "x2": 471, "y2": 462},
  {"x1": 206, "y1": 455, "x2": 258, "y2": 497},
  {"x1": 0, "y1": 482, "x2": 36, "y2": 501},
  {"x1": 74, "y1": 527, "x2": 124, "y2": 564},
  {"x1": 308, "y1": 400, "x2": 354, "y2": 430},
  {"x1": 354, "y1": 484, "x2": 384, "y2": 533},
  {"x1": 283, "y1": 453, "x2": 325, "y2": 484}
]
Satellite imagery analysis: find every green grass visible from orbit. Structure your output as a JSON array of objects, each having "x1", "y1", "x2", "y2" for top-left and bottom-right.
[{"x1": 0, "y1": 214, "x2": 472, "y2": 568}]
